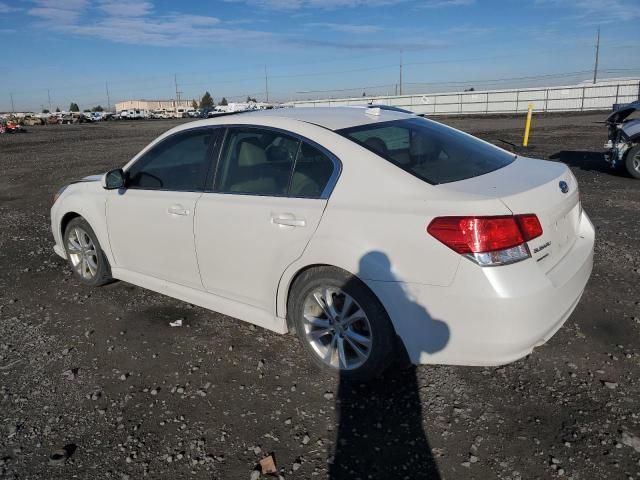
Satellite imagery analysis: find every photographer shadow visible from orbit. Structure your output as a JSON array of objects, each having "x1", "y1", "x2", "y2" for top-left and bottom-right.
[{"x1": 328, "y1": 251, "x2": 449, "y2": 480}]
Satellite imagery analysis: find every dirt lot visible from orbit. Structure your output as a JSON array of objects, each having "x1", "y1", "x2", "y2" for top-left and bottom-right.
[{"x1": 1, "y1": 112, "x2": 639, "y2": 480}]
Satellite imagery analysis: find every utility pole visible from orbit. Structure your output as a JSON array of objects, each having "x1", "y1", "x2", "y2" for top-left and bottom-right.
[
  {"x1": 174, "y1": 74, "x2": 180, "y2": 106},
  {"x1": 106, "y1": 82, "x2": 111, "y2": 111},
  {"x1": 10, "y1": 93, "x2": 15, "y2": 113},
  {"x1": 264, "y1": 65, "x2": 269, "y2": 103},
  {"x1": 399, "y1": 50, "x2": 403, "y2": 96},
  {"x1": 593, "y1": 26, "x2": 600, "y2": 84},
  {"x1": 47, "y1": 89, "x2": 52, "y2": 112}
]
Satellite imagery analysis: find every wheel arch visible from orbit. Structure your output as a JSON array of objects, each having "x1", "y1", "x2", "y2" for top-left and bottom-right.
[
  {"x1": 280, "y1": 263, "x2": 335, "y2": 333},
  {"x1": 278, "y1": 261, "x2": 397, "y2": 335},
  {"x1": 55, "y1": 195, "x2": 114, "y2": 267},
  {"x1": 278, "y1": 261, "x2": 409, "y2": 365},
  {"x1": 60, "y1": 211, "x2": 81, "y2": 239}
]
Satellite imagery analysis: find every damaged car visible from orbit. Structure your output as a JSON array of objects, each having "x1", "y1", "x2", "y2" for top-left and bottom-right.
[{"x1": 604, "y1": 100, "x2": 640, "y2": 178}]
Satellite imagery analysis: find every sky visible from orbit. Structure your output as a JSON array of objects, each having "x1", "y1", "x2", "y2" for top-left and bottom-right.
[{"x1": 0, "y1": 0, "x2": 639, "y2": 112}]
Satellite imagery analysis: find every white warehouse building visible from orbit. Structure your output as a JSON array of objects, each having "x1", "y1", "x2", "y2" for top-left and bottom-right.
[{"x1": 115, "y1": 99, "x2": 193, "y2": 112}]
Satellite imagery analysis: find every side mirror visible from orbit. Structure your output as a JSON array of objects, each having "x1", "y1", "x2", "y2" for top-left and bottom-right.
[{"x1": 102, "y1": 168, "x2": 126, "y2": 190}]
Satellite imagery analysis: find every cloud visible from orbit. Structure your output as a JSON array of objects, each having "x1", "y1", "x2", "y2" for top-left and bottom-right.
[
  {"x1": 98, "y1": 1, "x2": 153, "y2": 17},
  {"x1": 446, "y1": 25, "x2": 494, "y2": 35},
  {"x1": 225, "y1": 0, "x2": 406, "y2": 10},
  {"x1": 303, "y1": 38, "x2": 447, "y2": 51},
  {"x1": 536, "y1": 0, "x2": 640, "y2": 23},
  {"x1": 304, "y1": 22, "x2": 383, "y2": 34},
  {"x1": 28, "y1": 0, "x2": 89, "y2": 24},
  {"x1": 24, "y1": 0, "x2": 444, "y2": 52},
  {"x1": 27, "y1": 0, "x2": 273, "y2": 47},
  {"x1": 421, "y1": 0, "x2": 474, "y2": 7},
  {"x1": 0, "y1": 1, "x2": 21, "y2": 13}
]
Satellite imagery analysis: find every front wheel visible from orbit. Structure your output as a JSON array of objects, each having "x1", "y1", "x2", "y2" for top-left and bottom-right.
[
  {"x1": 625, "y1": 145, "x2": 640, "y2": 179},
  {"x1": 64, "y1": 218, "x2": 112, "y2": 286},
  {"x1": 288, "y1": 267, "x2": 396, "y2": 382}
]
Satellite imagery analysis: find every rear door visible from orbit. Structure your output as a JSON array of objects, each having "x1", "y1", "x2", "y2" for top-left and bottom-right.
[
  {"x1": 194, "y1": 127, "x2": 339, "y2": 313},
  {"x1": 106, "y1": 127, "x2": 220, "y2": 289}
]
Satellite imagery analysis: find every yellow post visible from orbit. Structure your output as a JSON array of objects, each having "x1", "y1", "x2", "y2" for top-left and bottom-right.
[{"x1": 523, "y1": 103, "x2": 533, "y2": 147}]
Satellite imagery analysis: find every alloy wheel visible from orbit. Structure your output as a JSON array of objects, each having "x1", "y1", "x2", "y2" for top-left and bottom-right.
[
  {"x1": 66, "y1": 227, "x2": 98, "y2": 280},
  {"x1": 302, "y1": 287, "x2": 372, "y2": 370}
]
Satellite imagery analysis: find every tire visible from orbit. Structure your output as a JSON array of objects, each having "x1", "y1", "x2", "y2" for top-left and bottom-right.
[
  {"x1": 288, "y1": 266, "x2": 396, "y2": 382},
  {"x1": 63, "y1": 217, "x2": 112, "y2": 286},
  {"x1": 625, "y1": 145, "x2": 640, "y2": 179}
]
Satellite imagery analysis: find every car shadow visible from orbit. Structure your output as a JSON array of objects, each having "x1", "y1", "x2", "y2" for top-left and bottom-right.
[
  {"x1": 549, "y1": 150, "x2": 623, "y2": 176},
  {"x1": 328, "y1": 251, "x2": 448, "y2": 480}
]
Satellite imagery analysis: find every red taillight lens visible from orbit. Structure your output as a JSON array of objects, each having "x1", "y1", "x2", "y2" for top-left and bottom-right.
[
  {"x1": 515, "y1": 214, "x2": 543, "y2": 241},
  {"x1": 427, "y1": 215, "x2": 543, "y2": 255}
]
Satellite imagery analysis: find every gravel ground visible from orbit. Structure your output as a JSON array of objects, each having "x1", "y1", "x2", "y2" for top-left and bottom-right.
[{"x1": 1, "y1": 112, "x2": 639, "y2": 480}]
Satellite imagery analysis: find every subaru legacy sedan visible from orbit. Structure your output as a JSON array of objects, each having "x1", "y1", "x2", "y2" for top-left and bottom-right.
[{"x1": 51, "y1": 107, "x2": 594, "y2": 381}]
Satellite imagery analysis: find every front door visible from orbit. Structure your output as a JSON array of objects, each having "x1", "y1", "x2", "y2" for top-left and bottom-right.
[{"x1": 106, "y1": 127, "x2": 218, "y2": 289}]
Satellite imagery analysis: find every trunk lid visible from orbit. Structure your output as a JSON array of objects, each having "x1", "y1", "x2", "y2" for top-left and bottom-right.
[{"x1": 438, "y1": 156, "x2": 581, "y2": 271}]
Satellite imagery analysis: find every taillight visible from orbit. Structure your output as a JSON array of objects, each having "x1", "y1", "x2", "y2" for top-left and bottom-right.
[
  {"x1": 427, "y1": 215, "x2": 543, "y2": 266},
  {"x1": 515, "y1": 214, "x2": 543, "y2": 241}
]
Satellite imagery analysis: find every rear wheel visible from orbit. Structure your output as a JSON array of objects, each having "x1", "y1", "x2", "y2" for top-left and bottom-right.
[
  {"x1": 625, "y1": 145, "x2": 640, "y2": 179},
  {"x1": 288, "y1": 267, "x2": 396, "y2": 382},
  {"x1": 64, "y1": 218, "x2": 112, "y2": 286}
]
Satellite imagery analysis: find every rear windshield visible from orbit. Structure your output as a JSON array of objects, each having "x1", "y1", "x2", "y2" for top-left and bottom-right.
[{"x1": 337, "y1": 117, "x2": 515, "y2": 184}]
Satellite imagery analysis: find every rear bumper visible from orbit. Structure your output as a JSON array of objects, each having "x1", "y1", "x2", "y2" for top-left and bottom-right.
[{"x1": 368, "y1": 211, "x2": 595, "y2": 366}]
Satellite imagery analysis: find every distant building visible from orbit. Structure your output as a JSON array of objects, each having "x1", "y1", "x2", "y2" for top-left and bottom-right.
[{"x1": 114, "y1": 99, "x2": 193, "y2": 112}]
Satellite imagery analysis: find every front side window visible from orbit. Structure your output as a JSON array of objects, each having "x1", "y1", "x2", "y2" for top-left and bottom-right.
[
  {"x1": 127, "y1": 128, "x2": 215, "y2": 191},
  {"x1": 338, "y1": 118, "x2": 515, "y2": 184}
]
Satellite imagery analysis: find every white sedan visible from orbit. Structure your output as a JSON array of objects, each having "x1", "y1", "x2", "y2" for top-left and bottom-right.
[{"x1": 51, "y1": 107, "x2": 594, "y2": 381}]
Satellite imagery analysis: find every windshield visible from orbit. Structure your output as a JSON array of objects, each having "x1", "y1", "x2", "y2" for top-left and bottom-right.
[{"x1": 337, "y1": 117, "x2": 515, "y2": 184}]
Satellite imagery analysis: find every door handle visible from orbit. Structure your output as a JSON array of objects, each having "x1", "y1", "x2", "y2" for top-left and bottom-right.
[
  {"x1": 271, "y1": 214, "x2": 306, "y2": 227},
  {"x1": 167, "y1": 205, "x2": 189, "y2": 216}
]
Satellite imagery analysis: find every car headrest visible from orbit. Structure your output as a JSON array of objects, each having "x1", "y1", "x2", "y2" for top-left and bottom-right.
[
  {"x1": 410, "y1": 132, "x2": 440, "y2": 156},
  {"x1": 364, "y1": 137, "x2": 389, "y2": 157},
  {"x1": 237, "y1": 139, "x2": 267, "y2": 167}
]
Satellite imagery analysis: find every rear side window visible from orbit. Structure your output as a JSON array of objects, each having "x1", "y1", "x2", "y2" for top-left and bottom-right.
[
  {"x1": 127, "y1": 128, "x2": 215, "y2": 191},
  {"x1": 215, "y1": 128, "x2": 299, "y2": 195},
  {"x1": 290, "y1": 143, "x2": 335, "y2": 198},
  {"x1": 338, "y1": 118, "x2": 515, "y2": 184},
  {"x1": 214, "y1": 127, "x2": 337, "y2": 198}
]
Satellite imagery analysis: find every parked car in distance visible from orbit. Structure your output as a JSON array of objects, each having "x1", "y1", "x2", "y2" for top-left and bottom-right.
[
  {"x1": 1, "y1": 119, "x2": 25, "y2": 133},
  {"x1": 119, "y1": 109, "x2": 148, "y2": 120},
  {"x1": 88, "y1": 112, "x2": 105, "y2": 122},
  {"x1": 51, "y1": 107, "x2": 595, "y2": 381},
  {"x1": 150, "y1": 109, "x2": 172, "y2": 119},
  {"x1": 196, "y1": 108, "x2": 215, "y2": 118},
  {"x1": 604, "y1": 100, "x2": 640, "y2": 178},
  {"x1": 21, "y1": 115, "x2": 44, "y2": 126}
]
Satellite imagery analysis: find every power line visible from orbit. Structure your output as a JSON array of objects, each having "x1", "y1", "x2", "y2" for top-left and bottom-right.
[{"x1": 405, "y1": 68, "x2": 640, "y2": 87}]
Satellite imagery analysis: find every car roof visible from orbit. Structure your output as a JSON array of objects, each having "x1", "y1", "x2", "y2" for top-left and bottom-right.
[{"x1": 234, "y1": 106, "x2": 413, "y2": 131}]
